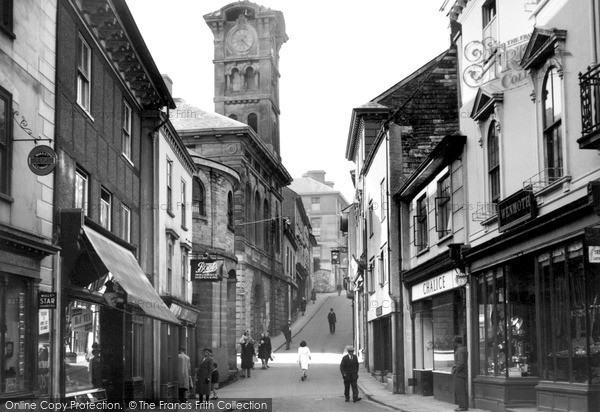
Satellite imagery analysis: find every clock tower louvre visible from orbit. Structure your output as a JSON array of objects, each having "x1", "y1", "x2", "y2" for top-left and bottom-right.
[{"x1": 204, "y1": 1, "x2": 287, "y2": 157}]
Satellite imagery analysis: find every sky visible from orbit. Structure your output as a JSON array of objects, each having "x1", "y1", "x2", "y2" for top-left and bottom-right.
[{"x1": 126, "y1": 0, "x2": 452, "y2": 201}]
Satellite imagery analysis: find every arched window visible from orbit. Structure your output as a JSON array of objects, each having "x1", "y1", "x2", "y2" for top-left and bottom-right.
[
  {"x1": 245, "y1": 67, "x2": 256, "y2": 91},
  {"x1": 193, "y1": 178, "x2": 206, "y2": 215},
  {"x1": 227, "y1": 191, "x2": 234, "y2": 229},
  {"x1": 254, "y1": 191, "x2": 261, "y2": 247},
  {"x1": 542, "y1": 67, "x2": 563, "y2": 181},
  {"x1": 245, "y1": 185, "x2": 253, "y2": 243},
  {"x1": 229, "y1": 114, "x2": 238, "y2": 121},
  {"x1": 231, "y1": 68, "x2": 241, "y2": 92},
  {"x1": 248, "y1": 113, "x2": 258, "y2": 133},
  {"x1": 487, "y1": 121, "x2": 500, "y2": 204},
  {"x1": 263, "y1": 199, "x2": 270, "y2": 253}
]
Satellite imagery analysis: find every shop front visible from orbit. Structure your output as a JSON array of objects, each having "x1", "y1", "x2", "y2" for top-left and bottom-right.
[
  {"x1": 467, "y1": 193, "x2": 600, "y2": 412},
  {"x1": 409, "y1": 266, "x2": 467, "y2": 403},
  {"x1": 60, "y1": 214, "x2": 179, "y2": 405}
]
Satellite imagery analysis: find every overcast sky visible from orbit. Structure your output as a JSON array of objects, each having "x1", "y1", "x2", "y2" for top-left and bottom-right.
[{"x1": 126, "y1": 0, "x2": 452, "y2": 201}]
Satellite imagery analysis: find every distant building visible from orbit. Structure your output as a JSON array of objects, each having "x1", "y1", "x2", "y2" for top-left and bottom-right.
[{"x1": 289, "y1": 171, "x2": 349, "y2": 292}]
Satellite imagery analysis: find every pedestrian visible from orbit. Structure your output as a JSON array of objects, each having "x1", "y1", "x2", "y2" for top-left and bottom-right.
[
  {"x1": 258, "y1": 331, "x2": 272, "y2": 369},
  {"x1": 297, "y1": 340, "x2": 312, "y2": 381},
  {"x1": 197, "y1": 348, "x2": 213, "y2": 402},
  {"x1": 340, "y1": 346, "x2": 361, "y2": 403},
  {"x1": 327, "y1": 308, "x2": 337, "y2": 334},
  {"x1": 281, "y1": 320, "x2": 292, "y2": 350},
  {"x1": 240, "y1": 335, "x2": 255, "y2": 378},
  {"x1": 337, "y1": 284, "x2": 343, "y2": 296},
  {"x1": 311, "y1": 288, "x2": 317, "y2": 304},
  {"x1": 300, "y1": 297, "x2": 307, "y2": 315},
  {"x1": 177, "y1": 346, "x2": 191, "y2": 402},
  {"x1": 452, "y1": 335, "x2": 468, "y2": 411},
  {"x1": 88, "y1": 343, "x2": 103, "y2": 388},
  {"x1": 210, "y1": 362, "x2": 219, "y2": 400}
]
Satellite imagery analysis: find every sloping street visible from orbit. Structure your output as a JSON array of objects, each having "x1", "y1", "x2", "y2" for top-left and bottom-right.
[{"x1": 218, "y1": 294, "x2": 389, "y2": 411}]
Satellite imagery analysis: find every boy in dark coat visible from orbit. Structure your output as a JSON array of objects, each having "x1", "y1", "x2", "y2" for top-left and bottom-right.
[
  {"x1": 339, "y1": 346, "x2": 361, "y2": 403},
  {"x1": 197, "y1": 348, "x2": 213, "y2": 401},
  {"x1": 327, "y1": 309, "x2": 337, "y2": 334}
]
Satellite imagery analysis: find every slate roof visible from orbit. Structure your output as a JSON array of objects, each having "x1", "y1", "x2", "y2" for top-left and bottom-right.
[{"x1": 170, "y1": 98, "x2": 249, "y2": 132}]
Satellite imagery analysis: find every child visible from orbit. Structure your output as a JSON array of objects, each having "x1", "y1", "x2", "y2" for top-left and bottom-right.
[{"x1": 210, "y1": 363, "x2": 219, "y2": 400}]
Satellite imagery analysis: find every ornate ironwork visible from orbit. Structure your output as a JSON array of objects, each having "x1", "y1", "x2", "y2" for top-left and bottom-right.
[
  {"x1": 579, "y1": 65, "x2": 600, "y2": 139},
  {"x1": 12, "y1": 110, "x2": 33, "y2": 136},
  {"x1": 522, "y1": 168, "x2": 564, "y2": 192}
]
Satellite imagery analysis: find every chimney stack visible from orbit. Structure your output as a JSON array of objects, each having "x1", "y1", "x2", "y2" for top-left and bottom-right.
[{"x1": 162, "y1": 74, "x2": 173, "y2": 96}]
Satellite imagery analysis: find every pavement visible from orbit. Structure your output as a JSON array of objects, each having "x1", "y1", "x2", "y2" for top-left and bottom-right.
[{"x1": 268, "y1": 292, "x2": 489, "y2": 412}]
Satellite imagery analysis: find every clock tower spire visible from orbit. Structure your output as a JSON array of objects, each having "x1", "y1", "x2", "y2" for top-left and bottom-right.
[{"x1": 204, "y1": 2, "x2": 287, "y2": 157}]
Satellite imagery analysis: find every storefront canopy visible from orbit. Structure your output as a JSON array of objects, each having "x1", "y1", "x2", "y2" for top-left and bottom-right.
[{"x1": 83, "y1": 226, "x2": 180, "y2": 324}]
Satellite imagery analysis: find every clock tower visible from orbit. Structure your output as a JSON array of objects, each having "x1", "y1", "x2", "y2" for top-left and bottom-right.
[{"x1": 204, "y1": 2, "x2": 288, "y2": 157}]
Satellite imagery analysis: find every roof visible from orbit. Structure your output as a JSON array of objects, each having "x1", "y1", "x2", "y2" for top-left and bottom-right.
[
  {"x1": 289, "y1": 176, "x2": 349, "y2": 205},
  {"x1": 170, "y1": 98, "x2": 249, "y2": 131}
]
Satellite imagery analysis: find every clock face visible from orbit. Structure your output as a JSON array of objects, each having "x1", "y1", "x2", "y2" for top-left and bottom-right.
[{"x1": 230, "y1": 28, "x2": 254, "y2": 53}]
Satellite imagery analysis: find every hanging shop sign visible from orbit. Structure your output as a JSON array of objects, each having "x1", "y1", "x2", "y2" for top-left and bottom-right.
[
  {"x1": 497, "y1": 189, "x2": 537, "y2": 232},
  {"x1": 38, "y1": 292, "x2": 57, "y2": 309},
  {"x1": 191, "y1": 259, "x2": 223, "y2": 281},
  {"x1": 27, "y1": 145, "x2": 57, "y2": 176}
]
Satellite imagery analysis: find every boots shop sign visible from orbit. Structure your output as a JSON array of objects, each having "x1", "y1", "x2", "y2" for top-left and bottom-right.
[{"x1": 191, "y1": 259, "x2": 223, "y2": 281}]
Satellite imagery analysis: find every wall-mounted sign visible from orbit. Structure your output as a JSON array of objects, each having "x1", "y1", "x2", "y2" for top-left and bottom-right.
[
  {"x1": 411, "y1": 270, "x2": 460, "y2": 302},
  {"x1": 39, "y1": 309, "x2": 50, "y2": 335},
  {"x1": 38, "y1": 292, "x2": 56, "y2": 309},
  {"x1": 191, "y1": 259, "x2": 223, "y2": 281},
  {"x1": 497, "y1": 189, "x2": 537, "y2": 232},
  {"x1": 28, "y1": 145, "x2": 57, "y2": 176}
]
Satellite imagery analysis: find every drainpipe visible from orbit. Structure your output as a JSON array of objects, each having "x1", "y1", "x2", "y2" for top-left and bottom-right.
[{"x1": 591, "y1": 0, "x2": 599, "y2": 65}]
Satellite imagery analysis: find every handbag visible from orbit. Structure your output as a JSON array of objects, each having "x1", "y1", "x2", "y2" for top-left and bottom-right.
[{"x1": 252, "y1": 354, "x2": 258, "y2": 363}]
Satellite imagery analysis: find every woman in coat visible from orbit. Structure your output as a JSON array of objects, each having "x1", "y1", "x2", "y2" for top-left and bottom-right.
[
  {"x1": 297, "y1": 340, "x2": 312, "y2": 381},
  {"x1": 257, "y1": 331, "x2": 272, "y2": 369},
  {"x1": 240, "y1": 335, "x2": 255, "y2": 378},
  {"x1": 196, "y1": 348, "x2": 213, "y2": 401}
]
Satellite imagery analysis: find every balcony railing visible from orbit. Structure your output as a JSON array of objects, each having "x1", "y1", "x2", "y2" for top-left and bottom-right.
[
  {"x1": 522, "y1": 168, "x2": 564, "y2": 192},
  {"x1": 579, "y1": 64, "x2": 600, "y2": 149}
]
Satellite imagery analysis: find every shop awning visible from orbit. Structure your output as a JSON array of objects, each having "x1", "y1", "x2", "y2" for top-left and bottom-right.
[{"x1": 83, "y1": 226, "x2": 180, "y2": 324}]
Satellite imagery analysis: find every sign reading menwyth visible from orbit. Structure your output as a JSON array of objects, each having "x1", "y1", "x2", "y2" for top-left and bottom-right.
[{"x1": 497, "y1": 189, "x2": 537, "y2": 232}]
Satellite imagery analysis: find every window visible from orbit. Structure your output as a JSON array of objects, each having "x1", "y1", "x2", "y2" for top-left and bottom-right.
[
  {"x1": 542, "y1": 67, "x2": 563, "y2": 181},
  {"x1": 378, "y1": 249, "x2": 388, "y2": 285},
  {"x1": 122, "y1": 101, "x2": 132, "y2": 160},
  {"x1": 435, "y1": 174, "x2": 452, "y2": 238},
  {"x1": 0, "y1": 0, "x2": 14, "y2": 38},
  {"x1": 368, "y1": 201, "x2": 374, "y2": 237},
  {"x1": 227, "y1": 191, "x2": 234, "y2": 229},
  {"x1": 0, "y1": 86, "x2": 12, "y2": 195},
  {"x1": 476, "y1": 260, "x2": 537, "y2": 378},
  {"x1": 248, "y1": 113, "x2": 258, "y2": 133},
  {"x1": 100, "y1": 188, "x2": 111, "y2": 230},
  {"x1": 380, "y1": 179, "x2": 386, "y2": 221},
  {"x1": 229, "y1": 114, "x2": 238, "y2": 121},
  {"x1": 263, "y1": 200, "x2": 270, "y2": 252},
  {"x1": 245, "y1": 67, "x2": 256, "y2": 90},
  {"x1": 166, "y1": 238, "x2": 173, "y2": 294},
  {"x1": 254, "y1": 191, "x2": 261, "y2": 246},
  {"x1": 121, "y1": 204, "x2": 131, "y2": 242},
  {"x1": 482, "y1": 0, "x2": 497, "y2": 27},
  {"x1": 77, "y1": 35, "x2": 91, "y2": 111},
  {"x1": 74, "y1": 168, "x2": 88, "y2": 214},
  {"x1": 166, "y1": 158, "x2": 173, "y2": 215},
  {"x1": 488, "y1": 122, "x2": 500, "y2": 204},
  {"x1": 367, "y1": 260, "x2": 375, "y2": 293},
  {"x1": 313, "y1": 246, "x2": 321, "y2": 259},
  {"x1": 311, "y1": 217, "x2": 321, "y2": 237},
  {"x1": 245, "y1": 185, "x2": 253, "y2": 242},
  {"x1": 311, "y1": 197, "x2": 320, "y2": 211},
  {"x1": 181, "y1": 248, "x2": 188, "y2": 297},
  {"x1": 193, "y1": 178, "x2": 206, "y2": 216},
  {"x1": 180, "y1": 179, "x2": 186, "y2": 228},
  {"x1": 414, "y1": 195, "x2": 428, "y2": 251}
]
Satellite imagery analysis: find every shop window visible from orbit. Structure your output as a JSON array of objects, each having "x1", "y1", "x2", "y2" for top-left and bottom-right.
[
  {"x1": 476, "y1": 261, "x2": 537, "y2": 377},
  {"x1": 435, "y1": 174, "x2": 452, "y2": 238},
  {"x1": 432, "y1": 290, "x2": 465, "y2": 372},
  {"x1": 64, "y1": 300, "x2": 101, "y2": 393},
  {"x1": 0, "y1": 276, "x2": 32, "y2": 394},
  {"x1": 0, "y1": 86, "x2": 12, "y2": 195},
  {"x1": 539, "y1": 241, "x2": 589, "y2": 383},
  {"x1": 542, "y1": 67, "x2": 563, "y2": 181}
]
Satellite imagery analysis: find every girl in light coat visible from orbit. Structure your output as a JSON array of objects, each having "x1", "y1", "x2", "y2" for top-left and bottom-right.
[{"x1": 297, "y1": 340, "x2": 311, "y2": 381}]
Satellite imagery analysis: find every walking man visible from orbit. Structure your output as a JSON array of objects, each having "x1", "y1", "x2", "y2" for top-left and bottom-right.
[
  {"x1": 340, "y1": 346, "x2": 361, "y2": 403},
  {"x1": 452, "y1": 336, "x2": 468, "y2": 411},
  {"x1": 327, "y1": 308, "x2": 337, "y2": 334},
  {"x1": 177, "y1": 346, "x2": 191, "y2": 402},
  {"x1": 281, "y1": 320, "x2": 292, "y2": 350}
]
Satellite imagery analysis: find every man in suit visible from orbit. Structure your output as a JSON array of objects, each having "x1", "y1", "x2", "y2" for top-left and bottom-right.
[
  {"x1": 339, "y1": 346, "x2": 361, "y2": 403},
  {"x1": 452, "y1": 336, "x2": 468, "y2": 411},
  {"x1": 281, "y1": 320, "x2": 292, "y2": 350},
  {"x1": 177, "y1": 346, "x2": 191, "y2": 402},
  {"x1": 327, "y1": 308, "x2": 337, "y2": 334}
]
